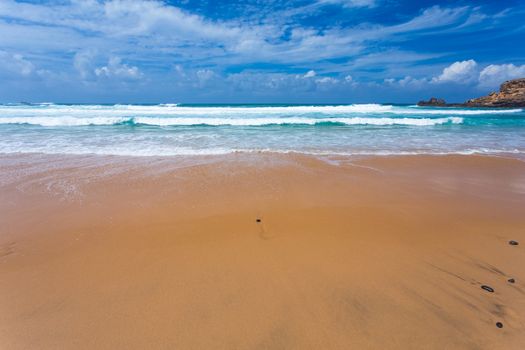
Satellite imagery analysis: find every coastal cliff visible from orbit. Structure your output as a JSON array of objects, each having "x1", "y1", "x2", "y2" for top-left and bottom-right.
[{"x1": 418, "y1": 78, "x2": 525, "y2": 107}]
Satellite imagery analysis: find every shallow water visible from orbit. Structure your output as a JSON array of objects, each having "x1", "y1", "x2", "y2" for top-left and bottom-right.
[{"x1": 1, "y1": 103, "x2": 524, "y2": 157}]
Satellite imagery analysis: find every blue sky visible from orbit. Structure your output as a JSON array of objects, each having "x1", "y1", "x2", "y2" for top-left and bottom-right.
[{"x1": 0, "y1": 0, "x2": 524, "y2": 103}]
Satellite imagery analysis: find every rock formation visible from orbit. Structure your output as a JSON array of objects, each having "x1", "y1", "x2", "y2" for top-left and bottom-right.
[
  {"x1": 464, "y1": 78, "x2": 525, "y2": 107},
  {"x1": 416, "y1": 97, "x2": 447, "y2": 107},
  {"x1": 417, "y1": 78, "x2": 525, "y2": 108}
]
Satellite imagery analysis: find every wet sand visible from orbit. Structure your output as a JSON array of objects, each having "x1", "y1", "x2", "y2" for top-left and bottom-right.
[{"x1": 1, "y1": 153, "x2": 525, "y2": 349}]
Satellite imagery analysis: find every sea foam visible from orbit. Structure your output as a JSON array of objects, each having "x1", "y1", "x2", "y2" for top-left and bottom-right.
[
  {"x1": 0, "y1": 103, "x2": 521, "y2": 118},
  {"x1": 0, "y1": 116, "x2": 463, "y2": 126},
  {"x1": 1, "y1": 103, "x2": 524, "y2": 158},
  {"x1": 0, "y1": 103, "x2": 476, "y2": 126}
]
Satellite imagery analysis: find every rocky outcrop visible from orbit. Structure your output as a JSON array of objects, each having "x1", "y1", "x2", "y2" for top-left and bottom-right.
[
  {"x1": 416, "y1": 97, "x2": 447, "y2": 107},
  {"x1": 417, "y1": 98, "x2": 463, "y2": 107},
  {"x1": 417, "y1": 78, "x2": 525, "y2": 108},
  {"x1": 464, "y1": 78, "x2": 525, "y2": 107}
]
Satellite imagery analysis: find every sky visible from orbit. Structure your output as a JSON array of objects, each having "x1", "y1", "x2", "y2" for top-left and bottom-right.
[{"x1": 0, "y1": 0, "x2": 524, "y2": 103}]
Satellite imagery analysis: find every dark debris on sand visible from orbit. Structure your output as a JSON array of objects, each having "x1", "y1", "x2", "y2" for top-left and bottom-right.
[{"x1": 481, "y1": 285, "x2": 495, "y2": 293}]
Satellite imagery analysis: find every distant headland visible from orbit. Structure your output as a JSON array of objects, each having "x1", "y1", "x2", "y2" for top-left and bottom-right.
[{"x1": 418, "y1": 78, "x2": 525, "y2": 108}]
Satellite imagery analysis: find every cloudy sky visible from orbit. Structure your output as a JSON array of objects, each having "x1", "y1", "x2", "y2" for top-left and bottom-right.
[{"x1": 1, "y1": 0, "x2": 524, "y2": 103}]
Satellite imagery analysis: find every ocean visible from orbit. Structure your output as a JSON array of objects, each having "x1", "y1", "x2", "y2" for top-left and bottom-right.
[{"x1": 0, "y1": 103, "x2": 524, "y2": 158}]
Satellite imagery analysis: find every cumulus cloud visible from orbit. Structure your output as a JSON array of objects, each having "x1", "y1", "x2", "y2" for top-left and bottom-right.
[
  {"x1": 399, "y1": 76, "x2": 428, "y2": 87},
  {"x1": 432, "y1": 59, "x2": 478, "y2": 83},
  {"x1": 0, "y1": 0, "x2": 521, "y2": 101},
  {"x1": 316, "y1": 77, "x2": 338, "y2": 84},
  {"x1": 0, "y1": 51, "x2": 35, "y2": 76},
  {"x1": 478, "y1": 64, "x2": 525, "y2": 88},
  {"x1": 167, "y1": 65, "x2": 221, "y2": 89},
  {"x1": 74, "y1": 50, "x2": 97, "y2": 79},
  {"x1": 194, "y1": 69, "x2": 218, "y2": 87},
  {"x1": 304, "y1": 70, "x2": 316, "y2": 78},
  {"x1": 196, "y1": 69, "x2": 215, "y2": 82},
  {"x1": 95, "y1": 57, "x2": 141, "y2": 79},
  {"x1": 383, "y1": 75, "x2": 429, "y2": 89},
  {"x1": 431, "y1": 59, "x2": 525, "y2": 89},
  {"x1": 223, "y1": 70, "x2": 360, "y2": 97},
  {"x1": 387, "y1": 59, "x2": 525, "y2": 91}
]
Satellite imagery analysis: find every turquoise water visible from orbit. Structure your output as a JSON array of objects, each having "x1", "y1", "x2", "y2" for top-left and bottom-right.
[{"x1": 0, "y1": 103, "x2": 524, "y2": 157}]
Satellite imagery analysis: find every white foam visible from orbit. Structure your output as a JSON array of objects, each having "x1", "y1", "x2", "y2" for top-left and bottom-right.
[
  {"x1": 132, "y1": 116, "x2": 463, "y2": 126},
  {"x1": 0, "y1": 116, "x2": 130, "y2": 126},
  {"x1": 0, "y1": 116, "x2": 463, "y2": 126},
  {"x1": 1, "y1": 103, "x2": 521, "y2": 115},
  {"x1": 0, "y1": 104, "x2": 521, "y2": 127},
  {"x1": 1, "y1": 103, "x2": 523, "y2": 159},
  {"x1": 1, "y1": 147, "x2": 523, "y2": 157}
]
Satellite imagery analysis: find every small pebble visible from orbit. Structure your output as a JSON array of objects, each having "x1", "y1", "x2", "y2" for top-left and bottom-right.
[
  {"x1": 496, "y1": 322, "x2": 503, "y2": 328},
  {"x1": 256, "y1": 219, "x2": 261, "y2": 223},
  {"x1": 509, "y1": 240, "x2": 519, "y2": 246},
  {"x1": 481, "y1": 285, "x2": 494, "y2": 293},
  {"x1": 508, "y1": 278, "x2": 515, "y2": 284}
]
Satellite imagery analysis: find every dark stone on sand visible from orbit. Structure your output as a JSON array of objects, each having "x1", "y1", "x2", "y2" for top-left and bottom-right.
[
  {"x1": 496, "y1": 322, "x2": 503, "y2": 328},
  {"x1": 481, "y1": 285, "x2": 494, "y2": 293},
  {"x1": 256, "y1": 219, "x2": 261, "y2": 223},
  {"x1": 509, "y1": 240, "x2": 519, "y2": 246},
  {"x1": 508, "y1": 278, "x2": 515, "y2": 284}
]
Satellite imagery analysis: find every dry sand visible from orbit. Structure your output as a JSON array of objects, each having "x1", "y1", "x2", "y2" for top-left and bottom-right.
[{"x1": 1, "y1": 153, "x2": 525, "y2": 349}]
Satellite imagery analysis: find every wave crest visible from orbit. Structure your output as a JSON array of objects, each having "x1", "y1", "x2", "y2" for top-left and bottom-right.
[{"x1": 0, "y1": 116, "x2": 463, "y2": 126}]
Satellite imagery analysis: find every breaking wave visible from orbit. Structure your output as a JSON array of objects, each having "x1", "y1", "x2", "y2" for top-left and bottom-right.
[
  {"x1": 1, "y1": 103, "x2": 524, "y2": 159},
  {"x1": 0, "y1": 116, "x2": 464, "y2": 126},
  {"x1": 0, "y1": 103, "x2": 521, "y2": 127},
  {"x1": 0, "y1": 103, "x2": 521, "y2": 117}
]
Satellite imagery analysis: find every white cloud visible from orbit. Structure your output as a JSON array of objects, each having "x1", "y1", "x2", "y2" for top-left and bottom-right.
[
  {"x1": 0, "y1": 0, "x2": 517, "y2": 101},
  {"x1": 194, "y1": 69, "x2": 217, "y2": 87},
  {"x1": 101, "y1": 0, "x2": 241, "y2": 40},
  {"x1": 399, "y1": 76, "x2": 428, "y2": 87},
  {"x1": 317, "y1": 0, "x2": 376, "y2": 8},
  {"x1": 196, "y1": 69, "x2": 215, "y2": 81},
  {"x1": 385, "y1": 60, "x2": 525, "y2": 91},
  {"x1": 0, "y1": 1, "x2": 498, "y2": 71},
  {"x1": 304, "y1": 70, "x2": 316, "y2": 78},
  {"x1": 384, "y1": 75, "x2": 429, "y2": 88},
  {"x1": 95, "y1": 57, "x2": 141, "y2": 79},
  {"x1": 316, "y1": 76, "x2": 338, "y2": 84},
  {"x1": 74, "y1": 50, "x2": 97, "y2": 79},
  {"x1": 0, "y1": 0, "x2": 239, "y2": 41},
  {"x1": 432, "y1": 59, "x2": 478, "y2": 83},
  {"x1": 224, "y1": 71, "x2": 357, "y2": 95},
  {"x1": 478, "y1": 64, "x2": 525, "y2": 88},
  {"x1": 0, "y1": 50, "x2": 34, "y2": 76}
]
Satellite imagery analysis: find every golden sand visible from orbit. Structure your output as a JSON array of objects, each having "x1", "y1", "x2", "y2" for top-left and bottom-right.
[{"x1": 1, "y1": 154, "x2": 525, "y2": 349}]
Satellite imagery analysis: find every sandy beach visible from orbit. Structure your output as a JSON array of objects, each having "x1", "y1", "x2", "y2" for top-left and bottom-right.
[
  {"x1": 3, "y1": 0, "x2": 524, "y2": 348},
  {"x1": 1, "y1": 153, "x2": 525, "y2": 349}
]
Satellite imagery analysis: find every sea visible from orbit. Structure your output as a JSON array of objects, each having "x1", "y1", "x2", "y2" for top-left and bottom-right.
[{"x1": 1, "y1": 103, "x2": 524, "y2": 158}]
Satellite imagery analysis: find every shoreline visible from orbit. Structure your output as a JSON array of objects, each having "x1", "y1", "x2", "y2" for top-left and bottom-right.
[
  {"x1": 1, "y1": 153, "x2": 525, "y2": 349},
  {"x1": 2, "y1": 149, "x2": 525, "y2": 160}
]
